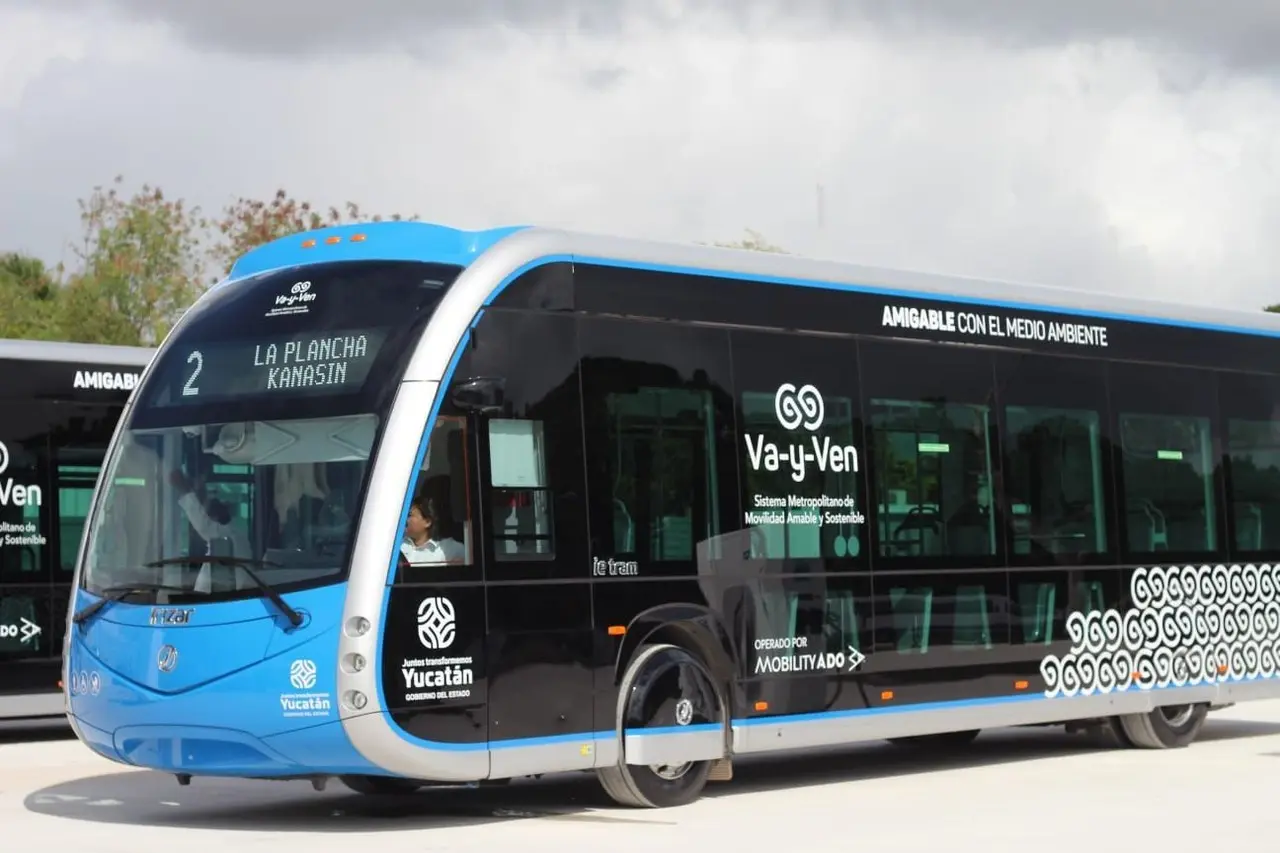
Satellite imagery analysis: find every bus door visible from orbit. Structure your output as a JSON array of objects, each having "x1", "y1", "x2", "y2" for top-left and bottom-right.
[{"x1": 450, "y1": 377, "x2": 597, "y2": 770}]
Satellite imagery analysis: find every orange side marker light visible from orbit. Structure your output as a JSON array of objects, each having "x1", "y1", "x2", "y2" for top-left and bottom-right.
[{"x1": 607, "y1": 625, "x2": 625, "y2": 636}]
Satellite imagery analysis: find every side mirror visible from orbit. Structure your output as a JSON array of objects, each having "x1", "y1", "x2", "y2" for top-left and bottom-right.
[{"x1": 450, "y1": 377, "x2": 506, "y2": 414}]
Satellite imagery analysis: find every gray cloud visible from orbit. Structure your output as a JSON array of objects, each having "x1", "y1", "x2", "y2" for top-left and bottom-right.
[
  {"x1": 849, "y1": 1, "x2": 1280, "y2": 72},
  {"x1": 1, "y1": 4, "x2": 1279, "y2": 313},
  {"x1": 0, "y1": 0, "x2": 664, "y2": 57},
  {"x1": 3, "y1": 0, "x2": 1280, "y2": 72}
]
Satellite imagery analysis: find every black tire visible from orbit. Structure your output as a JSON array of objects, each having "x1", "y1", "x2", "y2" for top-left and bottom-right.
[
  {"x1": 338, "y1": 774, "x2": 423, "y2": 795},
  {"x1": 597, "y1": 642, "x2": 725, "y2": 808},
  {"x1": 1114, "y1": 703, "x2": 1208, "y2": 749},
  {"x1": 1107, "y1": 716, "x2": 1137, "y2": 747},
  {"x1": 598, "y1": 757, "x2": 713, "y2": 808},
  {"x1": 887, "y1": 729, "x2": 981, "y2": 749}
]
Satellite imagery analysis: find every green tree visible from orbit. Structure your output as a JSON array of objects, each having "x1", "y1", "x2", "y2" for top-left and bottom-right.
[
  {"x1": 212, "y1": 189, "x2": 417, "y2": 277},
  {"x1": 0, "y1": 252, "x2": 63, "y2": 340},
  {"x1": 0, "y1": 180, "x2": 424, "y2": 347},
  {"x1": 1266, "y1": 304, "x2": 1280, "y2": 313},
  {"x1": 61, "y1": 175, "x2": 209, "y2": 346},
  {"x1": 713, "y1": 228, "x2": 787, "y2": 253}
]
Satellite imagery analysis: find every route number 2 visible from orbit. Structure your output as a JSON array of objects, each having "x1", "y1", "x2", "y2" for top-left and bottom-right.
[{"x1": 183, "y1": 350, "x2": 203, "y2": 397}]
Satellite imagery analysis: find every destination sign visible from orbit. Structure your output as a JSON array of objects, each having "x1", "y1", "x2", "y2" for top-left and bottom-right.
[{"x1": 149, "y1": 328, "x2": 389, "y2": 406}]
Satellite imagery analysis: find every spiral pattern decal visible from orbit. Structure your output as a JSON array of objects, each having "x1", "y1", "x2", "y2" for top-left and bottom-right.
[
  {"x1": 1040, "y1": 564, "x2": 1280, "y2": 698},
  {"x1": 773, "y1": 383, "x2": 825, "y2": 432}
]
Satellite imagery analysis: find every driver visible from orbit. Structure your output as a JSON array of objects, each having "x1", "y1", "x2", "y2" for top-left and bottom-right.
[
  {"x1": 168, "y1": 469, "x2": 253, "y2": 590},
  {"x1": 401, "y1": 496, "x2": 465, "y2": 565}
]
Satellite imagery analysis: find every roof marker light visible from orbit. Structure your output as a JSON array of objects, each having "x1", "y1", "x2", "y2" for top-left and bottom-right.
[
  {"x1": 325, "y1": 235, "x2": 342, "y2": 245},
  {"x1": 301, "y1": 238, "x2": 317, "y2": 248}
]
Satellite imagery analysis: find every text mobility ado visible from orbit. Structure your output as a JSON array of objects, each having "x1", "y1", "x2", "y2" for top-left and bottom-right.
[{"x1": 753, "y1": 635, "x2": 866, "y2": 675}]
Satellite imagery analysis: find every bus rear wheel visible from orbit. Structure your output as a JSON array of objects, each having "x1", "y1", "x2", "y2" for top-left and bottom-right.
[
  {"x1": 338, "y1": 774, "x2": 423, "y2": 795},
  {"x1": 1113, "y1": 703, "x2": 1208, "y2": 749}
]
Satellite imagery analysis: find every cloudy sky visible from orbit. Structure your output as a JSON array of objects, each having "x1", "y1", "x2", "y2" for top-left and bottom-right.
[{"x1": 1, "y1": 1, "x2": 1279, "y2": 309}]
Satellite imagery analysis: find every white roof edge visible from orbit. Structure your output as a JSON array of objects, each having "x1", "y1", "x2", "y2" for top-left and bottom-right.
[
  {"x1": 496, "y1": 226, "x2": 1280, "y2": 335},
  {"x1": 0, "y1": 338, "x2": 155, "y2": 366},
  {"x1": 412, "y1": 224, "x2": 1280, "y2": 382}
]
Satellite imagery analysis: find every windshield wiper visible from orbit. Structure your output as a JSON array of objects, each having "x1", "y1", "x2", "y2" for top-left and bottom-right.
[
  {"x1": 72, "y1": 583, "x2": 187, "y2": 626},
  {"x1": 146, "y1": 555, "x2": 303, "y2": 628}
]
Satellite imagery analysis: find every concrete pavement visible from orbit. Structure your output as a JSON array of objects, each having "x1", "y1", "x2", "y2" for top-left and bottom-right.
[{"x1": 4, "y1": 701, "x2": 1280, "y2": 851}]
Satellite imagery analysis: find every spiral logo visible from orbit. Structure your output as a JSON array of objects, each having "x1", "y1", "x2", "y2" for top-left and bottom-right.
[
  {"x1": 774, "y1": 383, "x2": 824, "y2": 431},
  {"x1": 0, "y1": 440, "x2": 9, "y2": 476},
  {"x1": 1041, "y1": 563, "x2": 1280, "y2": 698},
  {"x1": 289, "y1": 658, "x2": 318, "y2": 690},
  {"x1": 416, "y1": 596, "x2": 457, "y2": 649},
  {"x1": 290, "y1": 280, "x2": 311, "y2": 295}
]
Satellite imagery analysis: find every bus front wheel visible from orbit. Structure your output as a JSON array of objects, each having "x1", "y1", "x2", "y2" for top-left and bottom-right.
[
  {"x1": 597, "y1": 642, "x2": 725, "y2": 808},
  {"x1": 598, "y1": 757, "x2": 713, "y2": 809}
]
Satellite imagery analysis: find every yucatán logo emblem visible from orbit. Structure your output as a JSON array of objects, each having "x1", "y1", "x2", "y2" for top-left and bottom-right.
[
  {"x1": 279, "y1": 658, "x2": 331, "y2": 719},
  {"x1": 746, "y1": 383, "x2": 857, "y2": 483},
  {"x1": 289, "y1": 659, "x2": 318, "y2": 690},
  {"x1": 416, "y1": 596, "x2": 456, "y2": 649}
]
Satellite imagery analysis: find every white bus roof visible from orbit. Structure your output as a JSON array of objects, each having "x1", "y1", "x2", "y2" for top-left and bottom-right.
[{"x1": 0, "y1": 338, "x2": 155, "y2": 366}]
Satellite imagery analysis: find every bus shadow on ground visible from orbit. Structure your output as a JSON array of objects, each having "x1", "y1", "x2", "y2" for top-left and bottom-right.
[
  {"x1": 22, "y1": 717, "x2": 1280, "y2": 832},
  {"x1": 0, "y1": 721, "x2": 74, "y2": 744}
]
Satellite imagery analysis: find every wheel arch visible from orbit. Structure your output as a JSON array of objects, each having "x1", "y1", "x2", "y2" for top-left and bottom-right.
[{"x1": 614, "y1": 603, "x2": 739, "y2": 698}]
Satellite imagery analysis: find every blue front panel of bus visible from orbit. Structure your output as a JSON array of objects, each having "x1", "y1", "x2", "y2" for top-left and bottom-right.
[{"x1": 65, "y1": 583, "x2": 379, "y2": 777}]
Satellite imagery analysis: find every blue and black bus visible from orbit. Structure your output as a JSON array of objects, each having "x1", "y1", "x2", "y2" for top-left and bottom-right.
[
  {"x1": 64, "y1": 222, "x2": 1280, "y2": 806},
  {"x1": 0, "y1": 338, "x2": 152, "y2": 723}
]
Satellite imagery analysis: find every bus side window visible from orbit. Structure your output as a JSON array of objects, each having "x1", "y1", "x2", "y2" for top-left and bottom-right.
[
  {"x1": 488, "y1": 418, "x2": 554, "y2": 560},
  {"x1": 403, "y1": 415, "x2": 473, "y2": 569},
  {"x1": 860, "y1": 340, "x2": 1003, "y2": 566},
  {"x1": 1220, "y1": 373, "x2": 1280, "y2": 555},
  {"x1": 1109, "y1": 363, "x2": 1221, "y2": 560}
]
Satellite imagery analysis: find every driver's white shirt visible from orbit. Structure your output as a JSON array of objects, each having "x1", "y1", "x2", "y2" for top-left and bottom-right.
[
  {"x1": 401, "y1": 536, "x2": 465, "y2": 564},
  {"x1": 177, "y1": 492, "x2": 252, "y2": 557}
]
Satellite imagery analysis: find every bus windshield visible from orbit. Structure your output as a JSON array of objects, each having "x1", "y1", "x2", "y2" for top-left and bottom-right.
[
  {"x1": 78, "y1": 258, "x2": 463, "y2": 603},
  {"x1": 83, "y1": 414, "x2": 377, "y2": 600}
]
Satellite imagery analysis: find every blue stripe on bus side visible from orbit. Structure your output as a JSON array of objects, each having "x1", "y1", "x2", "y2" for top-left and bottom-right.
[{"x1": 377, "y1": 676, "x2": 1274, "y2": 751}]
